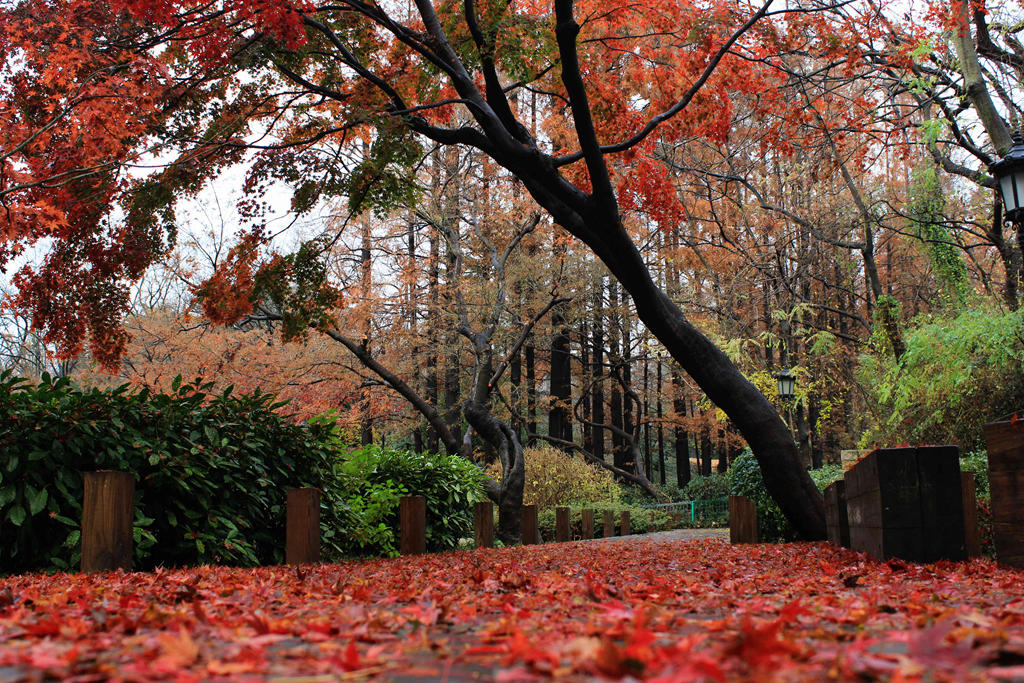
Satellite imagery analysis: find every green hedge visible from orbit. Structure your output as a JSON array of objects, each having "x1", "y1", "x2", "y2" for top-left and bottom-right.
[
  {"x1": 0, "y1": 373, "x2": 488, "y2": 572},
  {"x1": 0, "y1": 372, "x2": 340, "y2": 572}
]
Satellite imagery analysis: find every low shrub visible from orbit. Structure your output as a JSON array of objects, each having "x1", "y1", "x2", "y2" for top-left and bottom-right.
[
  {"x1": 333, "y1": 444, "x2": 487, "y2": 556},
  {"x1": 490, "y1": 445, "x2": 621, "y2": 509},
  {"x1": 0, "y1": 373, "x2": 339, "y2": 572},
  {"x1": 681, "y1": 474, "x2": 730, "y2": 501},
  {"x1": 727, "y1": 449, "x2": 843, "y2": 542},
  {"x1": 0, "y1": 373, "x2": 488, "y2": 572}
]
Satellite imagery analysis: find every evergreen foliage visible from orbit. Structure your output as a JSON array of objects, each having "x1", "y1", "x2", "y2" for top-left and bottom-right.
[{"x1": 0, "y1": 374, "x2": 486, "y2": 572}]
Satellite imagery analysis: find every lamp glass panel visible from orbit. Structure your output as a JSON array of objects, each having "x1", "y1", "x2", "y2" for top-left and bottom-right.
[
  {"x1": 1014, "y1": 170, "x2": 1024, "y2": 211},
  {"x1": 1002, "y1": 174, "x2": 1018, "y2": 212}
]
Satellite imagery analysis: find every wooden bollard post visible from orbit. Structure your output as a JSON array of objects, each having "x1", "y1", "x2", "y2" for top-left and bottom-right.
[
  {"x1": 555, "y1": 507, "x2": 570, "y2": 542},
  {"x1": 400, "y1": 496, "x2": 426, "y2": 555},
  {"x1": 603, "y1": 510, "x2": 615, "y2": 538},
  {"x1": 984, "y1": 421, "x2": 1024, "y2": 566},
  {"x1": 620, "y1": 510, "x2": 631, "y2": 536},
  {"x1": 521, "y1": 504, "x2": 538, "y2": 545},
  {"x1": 581, "y1": 509, "x2": 595, "y2": 539},
  {"x1": 962, "y1": 472, "x2": 982, "y2": 558},
  {"x1": 82, "y1": 471, "x2": 134, "y2": 573},
  {"x1": 286, "y1": 487, "x2": 321, "y2": 565},
  {"x1": 729, "y1": 495, "x2": 758, "y2": 544},
  {"x1": 474, "y1": 501, "x2": 494, "y2": 548},
  {"x1": 824, "y1": 481, "x2": 850, "y2": 548}
]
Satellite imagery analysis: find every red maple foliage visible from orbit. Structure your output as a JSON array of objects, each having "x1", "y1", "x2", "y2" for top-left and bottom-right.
[{"x1": 1, "y1": 538, "x2": 1022, "y2": 681}]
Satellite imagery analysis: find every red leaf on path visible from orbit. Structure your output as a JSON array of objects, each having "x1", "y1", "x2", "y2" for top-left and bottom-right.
[
  {"x1": 726, "y1": 601, "x2": 806, "y2": 668},
  {"x1": 342, "y1": 639, "x2": 361, "y2": 671},
  {"x1": 154, "y1": 626, "x2": 200, "y2": 669}
]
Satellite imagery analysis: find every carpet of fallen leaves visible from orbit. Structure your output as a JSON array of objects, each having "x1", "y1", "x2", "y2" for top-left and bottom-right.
[{"x1": 2, "y1": 538, "x2": 1024, "y2": 682}]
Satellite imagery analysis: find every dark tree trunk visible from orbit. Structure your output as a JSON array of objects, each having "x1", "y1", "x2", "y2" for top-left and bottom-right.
[
  {"x1": 579, "y1": 324, "x2": 592, "y2": 454},
  {"x1": 657, "y1": 358, "x2": 666, "y2": 486},
  {"x1": 549, "y1": 308, "x2": 573, "y2": 444},
  {"x1": 716, "y1": 430, "x2": 728, "y2": 474},
  {"x1": 525, "y1": 341, "x2": 537, "y2": 447},
  {"x1": 510, "y1": 347, "x2": 523, "y2": 442},
  {"x1": 610, "y1": 383, "x2": 626, "y2": 469},
  {"x1": 700, "y1": 430, "x2": 713, "y2": 477},
  {"x1": 591, "y1": 284, "x2": 605, "y2": 461},
  {"x1": 425, "y1": 226, "x2": 441, "y2": 453},
  {"x1": 672, "y1": 368, "x2": 691, "y2": 488}
]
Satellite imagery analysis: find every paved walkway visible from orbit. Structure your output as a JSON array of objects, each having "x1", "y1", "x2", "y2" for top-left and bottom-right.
[{"x1": 588, "y1": 527, "x2": 729, "y2": 543}]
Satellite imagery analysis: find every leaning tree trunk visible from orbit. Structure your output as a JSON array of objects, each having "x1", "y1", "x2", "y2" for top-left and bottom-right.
[
  {"x1": 596, "y1": 224, "x2": 826, "y2": 538},
  {"x1": 514, "y1": 172, "x2": 826, "y2": 539}
]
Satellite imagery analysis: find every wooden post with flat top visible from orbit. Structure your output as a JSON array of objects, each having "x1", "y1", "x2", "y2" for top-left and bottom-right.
[
  {"x1": 603, "y1": 510, "x2": 615, "y2": 538},
  {"x1": 474, "y1": 501, "x2": 494, "y2": 548},
  {"x1": 286, "y1": 487, "x2": 321, "y2": 565},
  {"x1": 81, "y1": 471, "x2": 134, "y2": 573},
  {"x1": 729, "y1": 495, "x2": 758, "y2": 544},
  {"x1": 400, "y1": 495, "x2": 426, "y2": 555},
  {"x1": 581, "y1": 509, "x2": 595, "y2": 539},
  {"x1": 521, "y1": 504, "x2": 538, "y2": 545},
  {"x1": 555, "y1": 507, "x2": 570, "y2": 542}
]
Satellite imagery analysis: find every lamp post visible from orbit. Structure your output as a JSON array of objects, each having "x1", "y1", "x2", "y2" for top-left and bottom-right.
[{"x1": 990, "y1": 132, "x2": 1024, "y2": 223}]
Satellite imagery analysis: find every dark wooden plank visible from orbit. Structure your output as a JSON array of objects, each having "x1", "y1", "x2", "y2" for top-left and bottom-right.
[
  {"x1": 603, "y1": 510, "x2": 615, "y2": 538},
  {"x1": 985, "y1": 421, "x2": 1024, "y2": 472},
  {"x1": 849, "y1": 525, "x2": 884, "y2": 561},
  {"x1": 82, "y1": 471, "x2": 134, "y2": 573},
  {"x1": 962, "y1": 472, "x2": 981, "y2": 558},
  {"x1": 399, "y1": 495, "x2": 426, "y2": 555},
  {"x1": 521, "y1": 504, "x2": 538, "y2": 545},
  {"x1": 555, "y1": 507, "x2": 570, "y2": 542},
  {"x1": 845, "y1": 450, "x2": 881, "y2": 499},
  {"x1": 993, "y1": 521, "x2": 1024, "y2": 566},
  {"x1": 876, "y1": 448, "x2": 922, "y2": 529},
  {"x1": 620, "y1": 510, "x2": 631, "y2": 537},
  {"x1": 916, "y1": 446, "x2": 965, "y2": 561},
  {"x1": 824, "y1": 481, "x2": 850, "y2": 547},
  {"x1": 990, "y1": 471, "x2": 1024, "y2": 522},
  {"x1": 985, "y1": 421, "x2": 1024, "y2": 568},
  {"x1": 581, "y1": 509, "x2": 595, "y2": 539},
  {"x1": 847, "y1": 488, "x2": 883, "y2": 529},
  {"x1": 474, "y1": 501, "x2": 494, "y2": 548},
  {"x1": 286, "y1": 487, "x2": 321, "y2": 565},
  {"x1": 729, "y1": 496, "x2": 758, "y2": 544}
]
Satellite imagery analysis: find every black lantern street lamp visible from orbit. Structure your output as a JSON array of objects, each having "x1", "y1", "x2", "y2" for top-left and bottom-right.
[
  {"x1": 991, "y1": 132, "x2": 1024, "y2": 223},
  {"x1": 774, "y1": 369, "x2": 796, "y2": 402}
]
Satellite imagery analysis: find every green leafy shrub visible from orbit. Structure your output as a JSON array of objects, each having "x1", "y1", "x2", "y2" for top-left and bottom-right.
[
  {"x1": 681, "y1": 474, "x2": 730, "y2": 501},
  {"x1": 536, "y1": 503, "x2": 672, "y2": 540},
  {"x1": 490, "y1": 445, "x2": 621, "y2": 509},
  {"x1": 0, "y1": 374, "x2": 490, "y2": 572},
  {"x1": 727, "y1": 449, "x2": 843, "y2": 542},
  {"x1": 334, "y1": 444, "x2": 487, "y2": 555},
  {"x1": 858, "y1": 306, "x2": 1024, "y2": 450},
  {"x1": 0, "y1": 372, "x2": 340, "y2": 573}
]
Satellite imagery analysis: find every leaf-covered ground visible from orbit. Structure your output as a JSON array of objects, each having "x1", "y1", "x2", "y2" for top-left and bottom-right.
[{"x1": 1, "y1": 538, "x2": 1023, "y2": 681}]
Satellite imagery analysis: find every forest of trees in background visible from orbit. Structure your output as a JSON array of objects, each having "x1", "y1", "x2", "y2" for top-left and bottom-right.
[
  {"x1": 4, "y1": 128, "x2": 1020, "y2": 491},
  {"x1": 2, "y1": 0, "x2": 1024, "y2": 499}
]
